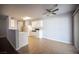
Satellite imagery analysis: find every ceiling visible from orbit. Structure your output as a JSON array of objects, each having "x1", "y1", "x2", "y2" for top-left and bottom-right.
[{"x1": 0, "y1": 4, "x2": 78, "y2": 20}]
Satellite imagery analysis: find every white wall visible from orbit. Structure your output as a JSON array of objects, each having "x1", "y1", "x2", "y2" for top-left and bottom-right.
[
  {"x1": 16, "y1": 21, "x2": 29, "y2": 50},
  {"x1": 18, "y1": 32, "x2": 28, "y2": 50},
  {"x1": 74, "y1": 11, "x2": 79, "y2": 50},
  {"x1": 42, "y1": 13, "x2": 72, "y2": 44}
]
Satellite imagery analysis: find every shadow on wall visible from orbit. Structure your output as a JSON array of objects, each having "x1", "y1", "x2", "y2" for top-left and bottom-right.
[{"x1": 0, "y1": 15, "x2": 8, "y2": 37}]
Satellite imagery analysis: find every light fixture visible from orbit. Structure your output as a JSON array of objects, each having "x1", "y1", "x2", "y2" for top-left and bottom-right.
[{"x1": 23, "y1": 16, "x2": 31, "y2": 20}]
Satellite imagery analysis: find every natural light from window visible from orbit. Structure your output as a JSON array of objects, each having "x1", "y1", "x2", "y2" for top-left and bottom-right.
[{"x1": 9, "y1": 17, "x2": 17, "y2": 30}]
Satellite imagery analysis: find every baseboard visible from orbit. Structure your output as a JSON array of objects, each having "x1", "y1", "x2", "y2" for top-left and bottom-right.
[
  {"x1": 43, "y1": 37, "x2": 71, "y2": 44},
  {"x1": 16, "y1": 47, "x2": 21, "y2": 50},
  {"x1": 16, "y1": 43, "x2": 28, "y2": 50}
]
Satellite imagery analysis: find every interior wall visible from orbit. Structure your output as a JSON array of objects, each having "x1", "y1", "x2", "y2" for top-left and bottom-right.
[
  {"x1": 0, "y1": 15, "x2": 7, "y2": 37},
  {"x1": 0, "y1": 15, "x2": 16, "y2": 49},
  {"x1": 17, "y1": 21, "x2": 28, "y2": 50},
  {"x1": 6, "y1": 17, "x2": 16, "y2": 48},
  {"x1": 0, "y1": 5, "x2": 3, "y2": 14},
  {"x1": 42, "y1": 13, "x2": 72, "y2": 44},
  {"x1": 74, "y1": 11, "x2": 79, "y2": 50},
  {"x1": 7, "y1": 30, "x2": 16, "y2": 48}
]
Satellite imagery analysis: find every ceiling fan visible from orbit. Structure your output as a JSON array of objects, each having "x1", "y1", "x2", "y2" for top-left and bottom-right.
[{"x1": 43, "y1": 4, "x2": 59, "y2": 16}]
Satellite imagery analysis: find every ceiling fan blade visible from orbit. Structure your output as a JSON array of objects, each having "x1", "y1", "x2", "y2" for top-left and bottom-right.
[
  {"x1": 52, "y1": 8, "x2": 59, "y2": 12},
  {"x1": 52, "y1": 13, "x2": 56, "y2": 15},
  {"x1": 46, "y1": 9, "x2": 52, "y2": 12},
  {"x1": 50, "y1": 4, "x2": 58, "y2": 10}
]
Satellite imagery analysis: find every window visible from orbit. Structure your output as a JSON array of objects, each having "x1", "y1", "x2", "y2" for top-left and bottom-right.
[{"x1": 9, "y1": 17, "x2": 17, "y2": 30}]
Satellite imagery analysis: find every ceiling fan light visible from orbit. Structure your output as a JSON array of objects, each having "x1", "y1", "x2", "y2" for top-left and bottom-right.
[{"x1": 23, "y1": 16, "x2": 31, "y2": 20}]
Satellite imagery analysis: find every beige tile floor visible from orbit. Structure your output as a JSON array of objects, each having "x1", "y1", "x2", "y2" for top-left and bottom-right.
[{"x1": 18, "y1": 36, "x2": 78, "y2": 54}]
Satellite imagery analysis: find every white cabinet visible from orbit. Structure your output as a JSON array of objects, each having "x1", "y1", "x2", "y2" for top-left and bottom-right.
[{"x1": 30, "y1": 30, "x2": 43, "y2": 39}]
